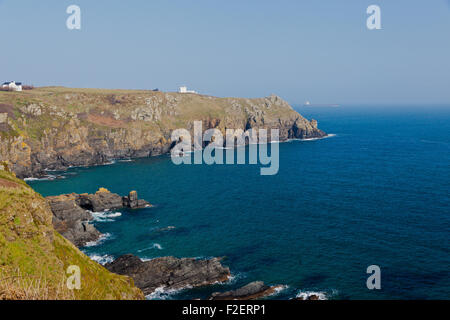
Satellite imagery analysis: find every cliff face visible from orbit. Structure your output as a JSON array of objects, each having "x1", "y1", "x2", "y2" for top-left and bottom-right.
[
  {"x1": 0, "y1": 164, "x2": 144, "y2": 300},
  {"x1": 0, "y1": 88, "x2": 326, "y2": 178}
]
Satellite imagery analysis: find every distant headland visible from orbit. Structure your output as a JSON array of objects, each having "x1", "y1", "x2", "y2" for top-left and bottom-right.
[{"x1": 0, "y1": 87, "x2": 326, "y2": 179}]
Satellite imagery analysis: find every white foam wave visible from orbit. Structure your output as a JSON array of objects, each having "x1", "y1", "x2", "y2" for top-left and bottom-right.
[
  {"x1": 84, "y1": 233, "x2": 112, "y2": 247},
  {"x1": 285, "y1": 133, "x2": 337, "y2": 143},
  {"x1": 223, "y1": 272, "x2": 246, "y2": 285},
  {"x1": 24, "y1": 175, "x2": 59, "y2": 181},
  {"x1": 89, "y1": 254, "x2": 114, "y2": 265},
  {"x1": 302, "y1": 133, "x2": 336, "y2": 141},
  {"x1": 90, "y1": 211, "x2": 122, "y2": 222},
  {"x1": 295, "y1": 290, "x2": 328, "y2": 300},
  {"x1": 146, "y1": 286, "x2": 187, "y2": 300},
  {"x1": 138, "y1": 243, "x2": 163, "y2": 252},
  {"x1": 269, "y1": 285, "x2": 289, "y2": 297}
]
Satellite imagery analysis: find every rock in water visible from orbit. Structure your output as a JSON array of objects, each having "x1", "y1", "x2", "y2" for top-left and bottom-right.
[
  {"x1": 78, "y1": 188, "x2": 124, "y2": 212},
  {"x1": 209, "y1": 281, "x2": 283, "y2": 300},
  {"x1": 47, "y1": 189, "x2": 151, "y2": 247},
  {"x1": 105, "y1": 254, "x2": 231, "y2": 295},
  {"x1": 122, "y1": 190, "x2": 150, "y2": 209},
  {"x1": 125, "y1": 190, "x2": 139, "y2": 208}
]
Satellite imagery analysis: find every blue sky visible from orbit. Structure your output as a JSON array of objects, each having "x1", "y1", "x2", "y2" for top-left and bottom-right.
[{"x1": 0, "y1": 0, "x2": 449, "y2": 104}]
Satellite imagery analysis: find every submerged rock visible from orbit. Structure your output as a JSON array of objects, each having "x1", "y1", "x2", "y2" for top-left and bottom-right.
[
  {"x1": 209, "y1": 281, "x2": 283, "y2": 300},
  {"x1": 105, "y1": 254, "x2": 231, "y2": 295}
]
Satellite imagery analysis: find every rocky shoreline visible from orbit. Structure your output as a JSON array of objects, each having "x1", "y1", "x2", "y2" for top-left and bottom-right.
[
  {"x1": 47, "y1": 188, "x2": 150, "y2": 247},
  {"x1": 43, "y1": 186, "x2": 328, "y2": 300},
  {"x1": 105, "y1": 254, "x2": 231, "y2": 296},
  {"x1": 0, "y1": 89, "x2": 326, "y2": 179},
  {"x1": 45, "y1": 187, "x2": 292, "y2": 300}
]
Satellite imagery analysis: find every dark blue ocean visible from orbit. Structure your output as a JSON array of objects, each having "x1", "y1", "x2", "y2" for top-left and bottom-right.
[{"x1": 29, "y1": 105, "x2": 450, "y2": 300}]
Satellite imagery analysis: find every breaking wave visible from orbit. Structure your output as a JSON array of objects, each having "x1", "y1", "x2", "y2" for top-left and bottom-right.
[
  {"x1": 138, "y1": 243, "x2": 163, "y2": 252},
  {"x1": 84, "y1": 233, "x2": 112, "y2": 247},
  {"x1": 24, "y1": 175, "x2": 63, "y2": 181},
  {"x1": 295, "y1": 290, "x2": 331, "y2": 300},
  {"x1": 89, "y1": 254, "x2": 114, "y2": 265},
  {"x1": 90, "y1": 211, "x2": 122, "y2": 222},
  {"x1": 146, "y1": 286, "x2": 188, "y2": 300}
]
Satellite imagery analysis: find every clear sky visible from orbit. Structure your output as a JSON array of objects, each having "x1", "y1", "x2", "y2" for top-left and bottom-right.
[{"x1": 1, "y1": 0, "x2": 449, "y2": 105}]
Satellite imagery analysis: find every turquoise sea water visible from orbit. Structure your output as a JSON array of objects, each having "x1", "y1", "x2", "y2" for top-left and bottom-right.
[{"x1": 29, "y1": 105, "x2": 450, "y2": 300}]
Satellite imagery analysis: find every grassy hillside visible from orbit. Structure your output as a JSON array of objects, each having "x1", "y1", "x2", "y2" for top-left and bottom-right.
[{"x1": 0, "y1": 163, "x2": 144, "y2": 300}]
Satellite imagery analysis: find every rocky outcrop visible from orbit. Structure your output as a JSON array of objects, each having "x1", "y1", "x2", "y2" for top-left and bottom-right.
[
  {"x1": 0, "y1": 88, "x2": 326, "y2": 178},
  {"x1": 76, "y1": 188, "x2": 151, "y2": 212},
  {"x1": 209, "y1": 281, "x2": 284, "y2": 300},
  {"x1": 47, "y1": 189, "x2": 151, "y2": 247},
  {"x1": 105, "y1": 254, "x2": 231, "y2": 295},
  {"x1": 47, "y1": 193, "x2": 101, "y2": 247},
  {"x1": 122, "y1": 190, "x2": 150, "y2": 209}
]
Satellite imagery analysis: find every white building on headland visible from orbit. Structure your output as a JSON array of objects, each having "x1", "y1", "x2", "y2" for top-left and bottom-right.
[
  {"x1": 178, "y1": 86, "x2": 197, "y2": 94},
  {"x1": 2, "y1": 81, "x2": 22, "y2": 91}
]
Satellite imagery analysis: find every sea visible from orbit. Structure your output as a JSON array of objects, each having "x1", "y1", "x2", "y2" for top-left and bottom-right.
[{"x1": 29, "y1": 105, "x2": 450, "y2": 300}]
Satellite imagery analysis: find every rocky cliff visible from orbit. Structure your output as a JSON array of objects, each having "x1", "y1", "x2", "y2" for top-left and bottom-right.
[
  {"x1": 0, "y1": 87, "x2": 326, "y2": 178},
  {"x1": 0, "y1": 164, "x2": 144, "y2": 300},
  {"x1": 47, "y1": 189, "x2": 151, "y2": 247}
]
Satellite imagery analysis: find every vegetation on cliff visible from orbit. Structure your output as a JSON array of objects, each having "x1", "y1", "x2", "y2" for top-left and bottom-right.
[
  {"x1": 0, "y1": 164, "x2": 144, "y2": 300},
  {"x1": 0, "y1": 87, "x2": 325, "y2": 178}
]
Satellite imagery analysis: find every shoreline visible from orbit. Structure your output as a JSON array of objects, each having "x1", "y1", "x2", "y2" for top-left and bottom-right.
[{"x1": 23, "y1": 134, "x2": 335, "y2": 181}]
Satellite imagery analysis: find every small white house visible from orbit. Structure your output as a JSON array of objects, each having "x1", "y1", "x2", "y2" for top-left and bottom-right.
[
  {"x1": 178, "y1": 86, "x2": 197, "y2": 94},
  {"x1": 2, "y1": 81, "x2": 22, "y2": 92}
]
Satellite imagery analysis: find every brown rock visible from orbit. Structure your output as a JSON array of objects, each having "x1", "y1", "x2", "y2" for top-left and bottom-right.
[
  {"x1": 105, "y1": 254, "x2": 231, "y2": 295},
  {"x1": 47, "y1": 193, "x2": 101, "y2": 247},
  {"x1": 0, "y1": 90, "x2": 326, "y2": 179},
  {"x1": 210, "y1": 281, "x2": 284, "y2": 300},
  {"x1": 46, "y1": 189, "x2": 151, "y2": 247}
]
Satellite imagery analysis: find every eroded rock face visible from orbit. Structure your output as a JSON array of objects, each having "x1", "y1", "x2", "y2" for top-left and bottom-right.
[
  {"x1": 122, "y1": 191, "x2": 149, "y2": 209},
  {"x1": 47, "y1": 194, "x2": 101, "y2": 247},
  {"x1": 76, "y1": 189, "x2": 151, "y2": 212},
  {"x1": 78, "y1": 190, "x2": 123, "y2": 212},
  {"x1": 210, "y1": 281, "x2": 283, "y2": 300},
  {"x1": 46, "y1": 189, "x2": 151, "y2": 247},
  {"x1": 0, "y1": 90, "x2": 326, "y2": 178},
  {"x1": 105, "y1": 254, "x2": 231, "y2": 295}
]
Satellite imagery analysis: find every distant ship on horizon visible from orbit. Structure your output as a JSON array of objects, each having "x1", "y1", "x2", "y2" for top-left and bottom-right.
[{"x1": 303, "y1": 101, "x2": 340, "y2": 107}]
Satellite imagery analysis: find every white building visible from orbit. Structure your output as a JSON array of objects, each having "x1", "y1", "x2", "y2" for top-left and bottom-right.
[
  {"x1": 178, "y1": 86, "x2": 197, "y2": 94},
  {"x1": 2, "y1": 81, "x2": 22, "y2": 92}
]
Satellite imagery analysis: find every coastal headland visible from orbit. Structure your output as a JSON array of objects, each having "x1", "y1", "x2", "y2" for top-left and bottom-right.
[{"x1": 0, "y1": 87, "x2": 326, "y2": 179}]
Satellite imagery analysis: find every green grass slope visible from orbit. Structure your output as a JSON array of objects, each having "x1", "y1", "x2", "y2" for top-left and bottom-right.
[{"x1": 0, "y1": 163, "x2": 144, "y2": 300}]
